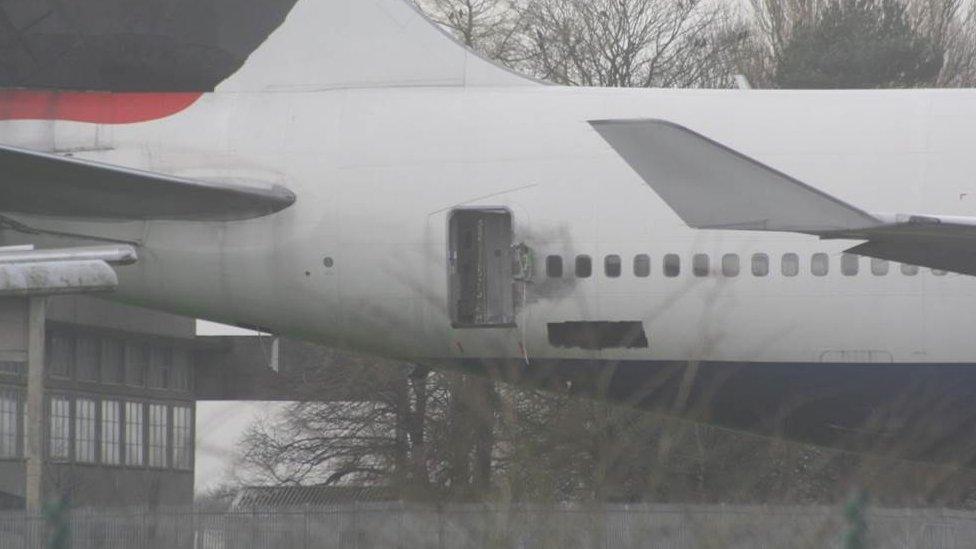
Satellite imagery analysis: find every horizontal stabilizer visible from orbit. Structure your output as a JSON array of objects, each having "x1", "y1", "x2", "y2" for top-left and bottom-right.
[
  {"x1": 0, "y1": 144, "x2": 295, "y2": 221},
  {"x1": 590, "y1": 119, "x2": 880, "y2": 233},
  {"x1": 835, "y1": 215, "x2": 976, "y2": 277}
]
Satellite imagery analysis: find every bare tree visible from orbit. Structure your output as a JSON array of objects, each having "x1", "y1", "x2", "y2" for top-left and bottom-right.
[
  {"x1": 415, "y1": 0, "x2": 526, "y2": 64},
  {"x1": 745, "y1": 0, "x2": 976, "y2": 87},
  {"x1": 912, "y1": 0, "x2": 976, "y2": 86},
  {"x1": 510, "y1": 0, "x2": 744, "y2": 88}
]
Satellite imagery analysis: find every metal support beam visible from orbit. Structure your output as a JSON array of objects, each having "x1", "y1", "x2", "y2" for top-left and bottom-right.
[{"x1": 25, "y1": 296, "x2": 45, "y2": 513}]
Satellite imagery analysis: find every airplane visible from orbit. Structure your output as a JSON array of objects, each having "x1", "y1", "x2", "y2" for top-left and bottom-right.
[{"x1": 2, "y1": 0, "x2": 976, "y2": 463}]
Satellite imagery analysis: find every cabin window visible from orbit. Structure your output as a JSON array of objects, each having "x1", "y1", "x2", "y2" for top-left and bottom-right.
[
  {"x1": 781, "y1": 254, "x2": 799, "y2": 277},
  {"x1": 664, "y1": 254, "x2": 680, "y2": 278},
  {"x1": 871, "y1": 258, "x2": 889, "y2": 276},
  {"x1": 901, "y1": 263, "x2": 919, "y2": 276},
  {"x1": 633, "y1": 255, "x2": 650, "y2": 278},
  {"x1": 692, "y1": 254, "x2": 709, "y2": 277},
  {"x1": 811, "y1": 253, "x2": 829, "y2": 277},
  {"x1": 722, "y1": 254, "x2": 740, "y2": 277},
  {"x1": 841, "y1": 254, "x2": 859, "y2": 276},
  {"x1": 751, "y1": 254, "x2": 769, "y2": 277},
  {"x1": 604, "y1": 255, "x2": 622, "y2": 278},
  {"x1": 576, "y1": 255, "x2": 592, "y2": 278},
  {"x1": 546, "y1": 256, "x2": 563, "y2": 278}
]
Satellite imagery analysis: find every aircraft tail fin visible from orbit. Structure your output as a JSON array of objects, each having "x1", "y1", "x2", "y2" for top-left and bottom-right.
[{"x1": 217, "y1": 0, "x2": 537, "y2": 92}]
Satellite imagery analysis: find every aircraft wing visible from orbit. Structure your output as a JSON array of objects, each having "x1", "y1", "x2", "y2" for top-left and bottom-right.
[
  {"x1": 591, "y1": 118, "x2": 976, "y2": 276},
  {"x1": 0, "y1": 144, "x2": 295, "y2": 221}
]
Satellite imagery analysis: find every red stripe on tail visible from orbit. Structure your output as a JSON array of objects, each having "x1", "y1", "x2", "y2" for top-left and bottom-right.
[{"x1": 0, "y1": 91, "x2": 203, "y2": 124}]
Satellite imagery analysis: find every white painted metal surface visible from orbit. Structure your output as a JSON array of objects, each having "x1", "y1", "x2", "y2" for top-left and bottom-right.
[{"x1": 0, "y1": 0, "x2": 975, "y2": 368}]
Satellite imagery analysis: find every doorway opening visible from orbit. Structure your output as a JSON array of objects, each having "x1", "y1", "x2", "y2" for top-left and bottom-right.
[{"x1": 449, "y1": 209, "x2": 515, "y2": 328}]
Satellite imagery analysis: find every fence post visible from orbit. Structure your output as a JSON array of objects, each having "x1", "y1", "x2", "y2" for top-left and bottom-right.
[
  {"x1": 438, "y1": 504, "x2": 445, "y2": 549},
  {"x1": 303, "y1": 504, "x2": 310, "y2": 549}
]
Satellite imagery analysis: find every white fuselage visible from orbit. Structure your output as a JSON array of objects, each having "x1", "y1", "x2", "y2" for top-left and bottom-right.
[{"x1": 4, "y1": 86, "x2": 976, "y2": 366}]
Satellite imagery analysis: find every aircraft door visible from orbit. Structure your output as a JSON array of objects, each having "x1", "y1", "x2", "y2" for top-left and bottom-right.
[{"x1": 448, "y1": 209, "x2": 515, "y2": 328}]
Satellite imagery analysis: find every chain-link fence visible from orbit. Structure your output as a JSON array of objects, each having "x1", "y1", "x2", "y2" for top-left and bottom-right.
[{"x1": 1, "y1": 503, "x2": 976, "y2": 548}]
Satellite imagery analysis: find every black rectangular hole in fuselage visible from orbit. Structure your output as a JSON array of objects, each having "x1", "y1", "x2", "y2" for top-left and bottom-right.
[{"x1": 547, "y1": 322, "x2": 649, "y2": 350}]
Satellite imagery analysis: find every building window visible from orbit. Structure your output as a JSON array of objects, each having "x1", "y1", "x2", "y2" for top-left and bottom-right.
[
  {"x1": 811, "y1": 253, "x2": 829, "y2": 277},
  {"x1": 75, "y1": 398, "x2": 96, "y2": 464},
  {"x1": 693, "y1": 254, "x2": 710, "y2": 277},
  {"x1": 721, "y1": 254, "x2": 740, "y2": 277},
  {"x1": 49, "y1": 396, "x2": 71, "y2": 461},
  {"x1": 75, "y1": 336, "x2": 100, "y2": 382},
  {"x1": 101, "y1": 339, "x2": 124, "y2": 384},
  {"x1": 871, "y1": 258, "x2": 889, "y2": 276},
  {"x1": 0, "y1": 387, "x2": 18, "y2": 459},
  {"x1": 48, "y1": 334, "x2": 73, "y2": 379},
  {"x1": 664, "y1": 254, "x2": 680, "y2": 278},
  {"x1": 751, "y1": 254, "x2": 769, "y2": 277},
  {"x1": 0, "y1": 362, "x2": 24, "y2": 376},
  {"x1": 841, "y1": 254, "x2": 859, "y2": 276},
  {"x1": 633, "y1": 255, "x2": 650, "y2": 278},
  {"x1": 149, "y1": 347, "x2": 172, "y2": 389},
  {"x1": 546, "y1": 256, "x2": 563, "y2": 278},
  {"x1": 125, "y1": 343, "x2": 149, "y2": 387},
  {"x1": 124, "y1": 401, "x2": 144, "y2": 466},
  {"x1": 782, "y1": 253, "x2": 799, "y2": 277},
  {"x1": 101, "y1": 400, "x2": 121, "y2": 466},
  {"x1": 172, "y1": 406, "x2": 193, "y2": 470},
  {"x1": 148, "y1": 404, "x2": 168, "y2": 468},
  {"x1": 171, "y1": 350, "x2": 191, "y2": 393},
  {"x1": 901, "y1": 263, "x2": 919, "y2": 276},
  {"x1": 575, "y1": 255, "x2": 592, "y2": 278}
]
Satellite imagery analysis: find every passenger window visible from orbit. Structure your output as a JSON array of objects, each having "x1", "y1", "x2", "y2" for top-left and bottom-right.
[
  {"x1": 633, "y1": 255, "x2": 650, "y2": 278},
  {"x1": 693, "y1": 254, "x2": 709, "y2": 277},
  {"x1": 932, "y1": 269, "x2": 947, "y2": 276},
  {"x1": 841, "y1": 254, "x2": 859, "y2": 276},
  {"x1": 751, "y1": 253, "x2": 769, "y2": 277},
  {"x1": 546, "y1": 255, "x2": 563, "y2": 278},
  {"x1": 811, "y1": 253, "x2": 829, "y2": 277},
  {"x1": 781, "y1": 253, "x2": 799, "y2": 277},
  {"x1": 900, "y1": 263, "x2": 919, "y2": 276},
  {"x1": 576, "y1": 255, "x2": 592, "y2": 278},
  {"x1": 604, "y1": 255, "x2": 622, "y2": 278},
  {"x1": 871, "y1": 258, "x2": 889, "y2": 276},
  {"x1": 722, "y1": 254, "x2": 740, "y2": 277},
  {"x1": 664, "y1": 254, "x2": 680, "y2": 278}
]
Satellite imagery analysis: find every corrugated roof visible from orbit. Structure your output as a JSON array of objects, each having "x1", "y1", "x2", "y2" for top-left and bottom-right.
[{"x1": 231, "y1": 485, "x2": 399, "y2": 510}]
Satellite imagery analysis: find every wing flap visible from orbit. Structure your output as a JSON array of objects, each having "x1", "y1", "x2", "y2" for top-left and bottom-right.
[{"x1": 0, "y1": 144, "x2": 295, "y2": 221}]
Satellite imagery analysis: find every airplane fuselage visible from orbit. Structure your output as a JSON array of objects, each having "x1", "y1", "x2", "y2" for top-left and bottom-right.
[
  {"x1": 5, "y1": 86, "x2": 976, "y2": 368},
  {"x1": 4, "y1": 84, "x2": 976, "y2": 463}
]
